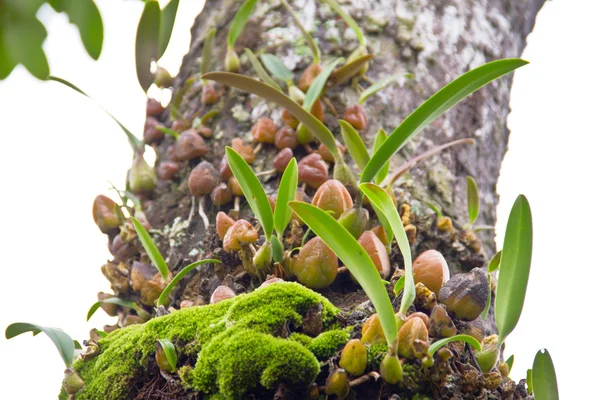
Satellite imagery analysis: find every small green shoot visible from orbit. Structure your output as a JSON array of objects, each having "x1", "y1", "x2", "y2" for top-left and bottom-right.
[
  {"x1": 228, "y1": 0, "x2": 259, "y2": 49},
  {"x1": 273, "y1": 158, "x2": 298, "y2": 239},
  {"x1": 226, "y1": 147, "x2": 274, "y2": 241},
  {"x1": 280, "y1": 0, "x2": 320, "y2": 63},
  {"x1": 427, "y1": 334, "x2": 482, "y2": 358},
  {"x1": 157, "y1": 259, "x2": 220, "y2": 306},
  {"x1": 49, "y1": 77, "x2": 144, "y2": 153},
  {"x1": 532, "y1": 349, "x2": 559, "y2": 400},
  {"x1": 320, "y1": 0, "x2": 366, "y2": 46},
  {"x1": 131, "y1": 216, "x2": 170, "y2": 281},
  {"x1": 95, "y1": 330, "x2": 108, "y2": 339},
  {"x1": 360, "y1": 183, "x2": 414, "y2": 315},
  {"x1": 244, "y1": 48, "x2": 283, "y2": 91},
  {"x1": 156, "y1": 338, "x2": 177, "y2": 372},
  {"x1": 303, "y1": 58, "x2": 344, "y2": 112},
  {"x1": 201, "y1": 28, "x2": 217, "y2": 76},
  {"x1": 289, "y1": 202, "x2": 397, "y2": 348},
  {"x1": 393, "y1": 275, "x2": 405, "y2": 296},
  {"x1": 5, "y1": 323, "x2": 75, "y2": 367},
  {"x1": 487, "y1": 250, "x2": 502, "y2": 273},
  {"x1": 372, "y1": 129, "x2": 389, "y2": 185},
  {"x1": 527, "y1": 369, "x2": 534, "y2": 394},
  {"x1": 480, "y1": 273, "x2": 492, "y2": 321},
  {"x1": 135, "y1": 0, "x2": 160, "y2": 91},
  {"x1": 361, "y1": 59, "x2": 528, "y2": 183},
  {"x1": 464, "y1": 176, "x2": 479, "y2": 230},
  {"x1": 203, "y1": 72, "x2": 340, "y2": 158},
  {"x1": 87, "y1": 297, "x2": 150, "y2": 321},
  {"x1": 328, "y1": 55, "x2": 372, "y2": 87},
  {"x1": 339, "y1": 120, "x2": 369, "y2": 170},
  {"x1": 359, "y1": 73, "x2": 413, "y2": 105},
  {"x1": 156, "y1": 126, "x2": 180, "y2": 139},
  {"x1": 495, "y1": 195, "x2": 533, "y2": 344},
  {"x1": 425, "y1": 202, "x2": 443, "y2": 218},
  {"x1": 506, "y1": 354, "x2": 514, "y2": 374},
  {"x1": 157, "y1": 0, "x2": 179, "y2": 59},
  {"x1": 260, "y1": 54, "x2": 293, "y2": 86}
]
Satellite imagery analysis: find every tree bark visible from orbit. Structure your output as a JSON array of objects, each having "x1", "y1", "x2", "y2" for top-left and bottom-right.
[{"x1": 95, "y1": 0, "x2": 546, "y2": 398}]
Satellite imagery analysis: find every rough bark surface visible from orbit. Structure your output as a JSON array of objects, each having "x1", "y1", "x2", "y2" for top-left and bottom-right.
[{"x1": 87, "y1": 1, "x2": 546, "y2": 399}]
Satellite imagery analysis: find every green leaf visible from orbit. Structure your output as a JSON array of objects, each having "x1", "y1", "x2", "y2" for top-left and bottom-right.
[
  {"x1": 360, "y1": 183, "x2": 414, "y2": 315},
  {"x1": 49, "y1": 0, "x2": 104, "y2": 60},
  {"x1": 201, "y1": 28, "x2": 217, "y2": 75},
  {"x1": 0, "y1": 12, "x2": 49, "y2": 79},
  {"x1": 131, "y1": 216, "x2": 170, "y2": 281},
  {"x1": 339, "y1": 120, "x2": 369, "y2": 171},
  {"x1": 226, "y1": 147, "x2": 274, "y2": 240},
  {"x1": 260, "y1": 54, "x2": 293, "y2": 84},
  {"x1": 361, "y1": 59, "x2": 528, "y2": 183},
  {"x1": 203, "y1": 72, "x2": 339, "y2": 157},
  {"x1": 274, "y1": 158, "x2": 298, "y2": 238},
  {"x1": 228, "y1": 0, "x2": 259, "y2": 48},
  {"x1": 156, "y1": 338, "x2": 177, "y2": 371},
  {"x1": 393, "y1": 275, "x2": 405, "y2": 296},
  {"x1": 157, "y1": 0, "x2": 179, "y2": 59},
  {"x1": 320, "y1": 0, "x2": 365, "y2": 46},
  {"x1": 527, "y1": 369, "x2": 534, "y2": 394},
  {"x1": 73, "y1": 340, "x2": 82, "y2": 350},
  {"x1": 328, "y1": 55, "x2": 372, "y2": 88},
  {"x1": 425, "y1": 202, "x2": 443, "y2": 218},
  {"x1": 359, "y1": 73, "x2": 413, "y2": 105},
  {"x1": 465, "y1": 176, "x2": 479, "y2": 229},
  {"x1": 427, "y1": 334, "x2": 482, "y2": 358},
  {"x1": 244, "y1": 48, "x2": 282, "y2": 91},
  {"x1": 373, "y1": 129, "x2": 389, "y2": 185},
  {"x1": 5, "y1": 323, "x2": 75, "y2": 367},
  {"x1": 135, "y1": 0, "x2": 161, "y2": 91},
  {"x1": 480, "y1": 273, "x2": 492, "y2": 321},
  {"x1": 303, "y1": 58, "x2": 343, "y2": 112},
  {"x1": 495, "y1": 195, "x2": 533, "y2": 344},
  {"x1": 487, "y1": 250, "x2": 502, "y2": 273},
  {"x1": 87, "y1": 297, "x2": 140, "y2": 321},
  {"x1": 280, "y1": 0, "x2": 320, "y2": 63},
  {"x1": 532, "y1": 350, "x2": 559, "y2": 400},
  {"x1": 96, "y1": 330, "x2": 108, "y2": 338},
  {"x1": 49, "y1": 76, "x2": 144, "y2": 152},
  {"x1": 289, "y1": 202, "x2": 397, "y2": 347},
  {"x1": 506, "y1": 354, "x2": 514, "y2": 373},
  {"x1": 156, "y1": 126, "x2": 180, "y2": 139},
  {"x1": 157, "y1": 259, "x2": 220, "y2": 306}
]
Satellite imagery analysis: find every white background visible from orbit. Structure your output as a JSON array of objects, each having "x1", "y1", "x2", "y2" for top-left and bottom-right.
[{"x1": 0, "y1": 0, "x2": 597, "y2": 398}]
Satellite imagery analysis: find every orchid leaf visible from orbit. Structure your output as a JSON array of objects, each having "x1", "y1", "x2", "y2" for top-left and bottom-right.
[
  {"x1": 157, "y1": 259, "x2": 220, "y2": 306},
  {"x1": 5, "y1": 323, "x2": 75, "y2": 367},
  {"x1": 131, "y1": 216, "x2": 170, "y2": 281}
]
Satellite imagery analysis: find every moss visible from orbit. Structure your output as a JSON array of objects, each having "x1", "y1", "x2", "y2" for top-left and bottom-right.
[
  {"x1": 67, "y1": 283, "x2": 339, "y2": 400},
  {"x1": 306, "y1": 329, "x2": 350, "y2": 360},
  {"x1": 366, "y1": 342, "x2": 388, "y2": 371},
  {"x1": 289, "y1": 332, "x2": 313, "y2": 347}
]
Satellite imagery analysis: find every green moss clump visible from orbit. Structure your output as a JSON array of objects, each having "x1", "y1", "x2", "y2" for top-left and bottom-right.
[
  {"x1": 66, "y1": 282, "x2": 339, "y2": 400},
  {"x1": 366, "y1": 342, "x2": 388, "y2": 371},
  {"x1": 306, "y1": 329, "x2": 350, "y2": 360}
]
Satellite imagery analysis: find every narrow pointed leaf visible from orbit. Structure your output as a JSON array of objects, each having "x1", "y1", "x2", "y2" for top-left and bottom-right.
[
  {"x1": 49, "y1": 76, "x2": 144, "y2": 152},
  {"x1": 361, "y1": 59, "x2": 528, "y2": 183},
  {"x1": 135, "y1": 0, "x2": 161, "y2": 91},
  {"x1": 487, "y1": 250, "x2": 502, "y2": 273},
  {"x1": 481, "y1": 273, "x2": 492, "y2": 320},
  {"x1": 274, "y1": 158, "x2": 298, "y2": 238},
  {"x1": 156, "y1": 126, "x2": 180, "y2": 139},
  {"x1": 425, "y1": 202, "x2": 443, "y2": 218},
  {"x1": 228, "y1": 0, "x2": 259, "y2": 47},
  {"x1": 428, "y1": 334, "x2": 482, "y2": 357},
  {"x1": 244, "y1": 48, "x2": 282, "y2": 91},
  {"x1": 157, "y1": 259, "x2": 221, "y2": 306},
  {"x1": 131, "y1": 216, "x2": 169, "y2": 280},
  {"x1": 527, "y1": 369, "x2": 534, "y2": 394},
  {"x1": 393, "y1": 275, "x2": 405, "y2": 296},
  {"x1": 466, "y1": 176, "x2": 479, "y2": 228},
  {"x1": 157, "y1": 339, "x2": 177, "y2": 370},
  {"x1": 280, "y1": 0, "x2": 320, "y2": 63},
  {"x1": 201, "y1": 28, "x2": 217, "y2": 75},
  {"x1": 303, "y1": 58, "x2": 343, "y2": 112},
  {"x1": 226, "y1": 147, "x2": 274, "y2": 240},
  {"x1": 87, "y1": 297, "x2": 140, "y2": 321},
  {"x1": 359, "y1": 73, "x2": 413, "y2": 105},
  {"x1": 158, "y1": 0, "x2": 179, "y2": 59},
  {"x1": 360, "y1": 183, "x2": 414, "y2": 315},
  {"x1": 373, "y1": 129, "x2": 389, "y2": 185},
  {"x1": 289, "y1": 202, "x2": 397, "y2": 346},
  {"x1": 495, "y1": 195, "x2": 533, "y2": 344},
  {"x1": 5, "y1": 323, "x2": 75, "y2": 367},
  {"x1": 339, "y1": 120, "x2": 369, "y2": 170},
  {"x1": 506, "y1": 354, "x2": 514, "y2": 373},
  {"x1": 532, "y1": 350, "x2": 559, "y2": 400},
  {"x1": 328, "y1": 55, "x2": 372, "y2": 87},
  {"x1": 320, "y1": 0, "x2": 365, "y2": 46},
  {"x1": 203, "y1": 72, "x2": 338, "y2": 155},
  {"x1": 260, "y1": 54, "x2": 293, "y2": 83}
]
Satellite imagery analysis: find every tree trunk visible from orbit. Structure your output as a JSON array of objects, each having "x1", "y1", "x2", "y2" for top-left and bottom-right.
[{"x1": 84, "y1": 1, "x2": 545, "y2": 399}]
